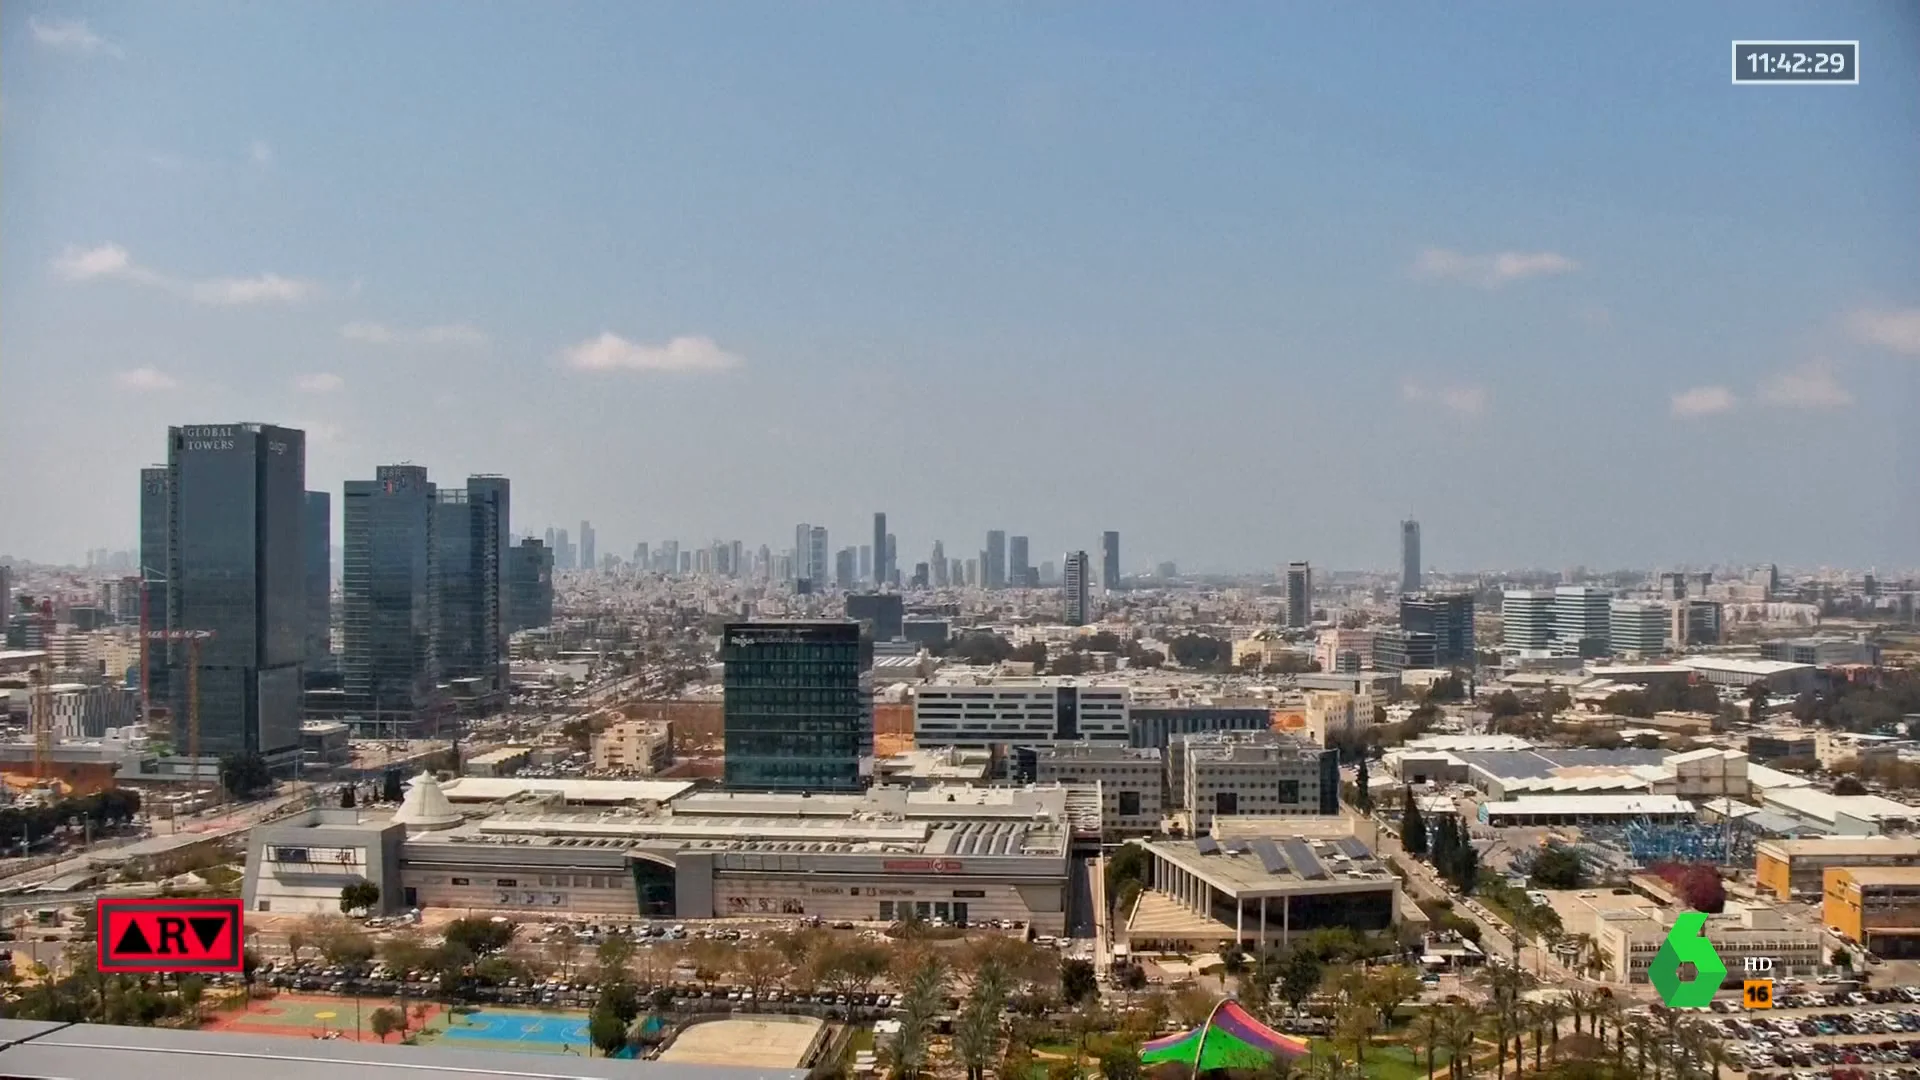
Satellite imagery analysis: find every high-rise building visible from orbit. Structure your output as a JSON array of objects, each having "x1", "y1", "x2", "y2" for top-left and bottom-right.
[
  {"x1": 578, "y1": 520, "x2": 595, "y2": 573},
  {"x1": 1501, "y1": 590, "x2": 1555, "y2": 650},
  {"x1": 835, "y1": 547, "x2": 857, "y2": 589},
  {"x1": 661, "y1": 540, "x2": 679, "y2": 576},
  {"x1": 342, "y1": 464, "x2": 440, "y2": 736},
  {"x1": 1009, "y1": 535, "x2": 1031, "y2": 588},
  {"x1": 809, "y1": 526, "x2": 830, "y2": 588},
  {"x1": 508, "y1": 538, "x2": 554, "y2": 631},
  {"x1": 930, "y1": 541, "x2": 947, "y2": 587},
  {"x1": 1063, "y1": 550, "x2": 1091, "y2": 626},
  {"x1": 1399, "y1": 592, "x2": 1474, "y2": 666},
  {"x1": 1684, "y1": 599, "x2": 1723, "y2": 646},
  {"x1": 872, "y1": 513, "x2": 888, "y2": 586},
  {"x1": 436, "y1": 478, "x2": 509, "y2": 695},
  {"x1": 985, "y1": 531, "x2": 1007, "y2": 589},
  {"x1": 722, "y1": 621, "x2": 864, "y2": 793},
  {"x1": 160, "y1": 422, "x2": 307, "y2": 763},
  {"x1": 730, "y1": 540, "x2": 744, "y2": 579},
  {"x1": 950, "y1": 559, "x2": 963, "y2": 587},
  {"x1": 1285, "y1": 561, "x2": 1313, "y2": 628},
  {"x1": 966, "y1": 558, "x2": 979, "y2": 586},
  {"x1": 1610, "y1": 600, "x2": 1669, "y2": 656},
  {"x1": 1553, "y1": 585, "x2": 1612, "y2": 657},
  {"x1": 467, "y1": 477, "x2": 511, "y2": 654},
  {"x1": 793, "y1": 524, "x2": 811, "y2": 584},
  {"x1": 1400, "y1": 519, "x2": 1421, "y2": 594},
  {"x1": 858, "y1": 545, "x2": 872, "y2": 583},
  {"x1": 1658, "y1": 572, "x2": 1688, "y2": 601},
  {"x1": 553, "y1": 527, "x2": 573, "y2": 570},
  {"x1": 1373, "y1": 629, "x2": 1438, "y2": 672},
  {"x1": 139, "y1": 465, "x2": 172, "y2": 703},
  {"x1": 911, "y1": 562, "x2": 929, "y2": 588},
  {"x1": 303, "y1": 491, "x2": 332, "y2": 675},
  {"x1": 1101, "y1": 531, "x2": 1121, "y2": 592},
  {"x1": 885, "y1": 534, "x2": 897, "y2": 587}
]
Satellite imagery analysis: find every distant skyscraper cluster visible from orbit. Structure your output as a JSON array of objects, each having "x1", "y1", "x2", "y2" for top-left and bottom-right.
[{"x1": 1500, "y1": 582, "x2": 1725, "y2": 658}]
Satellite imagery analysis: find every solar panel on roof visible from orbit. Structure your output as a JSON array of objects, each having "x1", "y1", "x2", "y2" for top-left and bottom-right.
[
  {"x1": 1195, "y1": 835, "x2": 1220, "y2": 855},
  {"x1": 1280, "y1": 839, "x2": 1326, "y2": 879},
  {"x1": 1225, "y1": 839, "x2": 1251, "y2": 854},
  {"x1": 1334, "y1": 837, "x2": 1371, "y2": 858},
  {"x1": 1249, "y1": 838, "x2": 1288, "y2": 874}
]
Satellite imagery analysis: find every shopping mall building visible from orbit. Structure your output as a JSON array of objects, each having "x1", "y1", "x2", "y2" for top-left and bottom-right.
[{"x1": 242, "y1": 775, "x2": 1083, "y2": 933}]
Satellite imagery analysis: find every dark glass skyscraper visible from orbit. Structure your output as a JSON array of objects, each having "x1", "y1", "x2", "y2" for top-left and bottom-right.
[
  {"x1": 872, "y1": 512, "x2": 888, "y2": 586},
  {"x1": 1101, "y1": 531, "x2": 1120, "y2": 591},
  {"x1": 507, "y1": 537, "x2": 554, "y2": 632},
  {"x1": 342, "y1": 464, "x2": 439, "y2": 735},
  {"x1": 436, "y1": 477, "x2": 509, "y2": 696},
  {"x1": 1401, "y1": 519, "x2": 1422, "y2": 595},
  {"x1": 162, "y1": 423, "x2": 307, "y2": 761},
  {"x1": 304, "y1": 491, "x2": 332, "y2": 674},
  {"x1": 1399, "y1": 592, "x2": 1475, "y2": 666},
  {"x1": 985, "y1": 530, "x2": 1007, "y2": 589},
  {"x1": 722, "y1": 621, "x2": 863, "y2": 793},
  {"x1": 1009, "y1": 535, "x2": 1031, "y2": 587},
  {"x1": 139, "y1": 465, "x2": 172, "y2": 703}
]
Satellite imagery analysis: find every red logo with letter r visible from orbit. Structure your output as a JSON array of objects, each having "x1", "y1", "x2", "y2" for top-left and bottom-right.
[{"x1": 97, "y1": 897, "x2": 244, "y2": 973}]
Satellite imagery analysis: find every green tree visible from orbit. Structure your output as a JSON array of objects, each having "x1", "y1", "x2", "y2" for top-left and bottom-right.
[
  {"x1": 1353, "y1": 756, "x2": 1373, "y2": 812},
  {"x1": 1401, "y1": 790, "x2": 1428, "y2": 856},
  {"x1": 369, "y1": 1006, "x2": 401, "y2": 1042},
  {"x1": 1277, "y1": 948, "x2": 1322, "y2": 1012},
  {"x1": 1060, "y1": 958, "x2": 1098, "y2": 1004},
  {"x1": 381, "y1": 770, "x2": 404, "y2": 803},
  {"x1": 218, "y1": 752, "x2": 274, "y2": 800},
  {"x1": 1528, "y1": 845, "x2": 1584, "y2": 890},
  {"x1": 339, "y1": 878, "x2": 381, "y2": 915},
  {"x1": 339, "y1": 784, "x2": 356, "y2": 809},
  {"x1": 1009, "y1": 641, "x2": 1051, "y2": 671},
  {"x1": 443, "y1": 916, "x2": 516, "y2": 955},
  {"x1": 588, "y1": 1005, "x2": 628, "y2": 1057},
  {"x1": 1747, "y1": 680, "x2": 1771, "y2": 724},
  {"x1": 596, "y1": 933, "x2": 637, "y2": 983}
]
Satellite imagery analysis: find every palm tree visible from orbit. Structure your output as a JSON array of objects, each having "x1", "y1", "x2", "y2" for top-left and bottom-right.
[
  {"x1": 1441, "y1": 1008, "x2": 1477, "y2": 1080},
  {"x1": 1700, "y1": 1034, "x2": 1731, "y2": 1080},
  {"x1": 1411, "y1": 1011, "x2": 1446, "y2": 1080},
  {"x1": 1628, "y1": 1019, "x2": 1654, "y2": 1080},
  {"x1": 1537, "y1": 997, "x2": 1567, "y2": 1068}
]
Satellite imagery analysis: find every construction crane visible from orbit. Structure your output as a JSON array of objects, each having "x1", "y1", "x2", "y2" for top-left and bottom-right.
[{"x1": 143, "y1": 628, "x2": 216, "y2": 806}]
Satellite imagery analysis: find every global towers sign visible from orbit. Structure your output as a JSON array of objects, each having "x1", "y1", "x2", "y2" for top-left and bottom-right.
[{"x1": 1648, "y1": 911, "x2": 1728, "y2": 1008}]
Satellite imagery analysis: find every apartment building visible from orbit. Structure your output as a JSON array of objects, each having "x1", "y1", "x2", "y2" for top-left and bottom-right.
[{"x1": 591, "y1": 719, "x2": 673, "y2": 774}]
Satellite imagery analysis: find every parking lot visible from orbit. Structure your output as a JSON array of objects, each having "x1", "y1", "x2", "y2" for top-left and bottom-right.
[{"x1": 1686, "y1": 984, "x2": 1920, "y2": 1077}]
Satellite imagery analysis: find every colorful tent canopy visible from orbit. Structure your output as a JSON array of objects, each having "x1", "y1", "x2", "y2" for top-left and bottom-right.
[{"x1": 1139, "y1": 1000, "x2": 1311, "y2": 1070}]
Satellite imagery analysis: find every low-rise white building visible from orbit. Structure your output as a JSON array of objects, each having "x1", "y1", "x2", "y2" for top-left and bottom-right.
[
  {"x1": 1034, "y1": 743, "x2": 1162, "y2": 835},
  {"x1": 913, "y1": 680, "x2": 1128, "y2": 747}
]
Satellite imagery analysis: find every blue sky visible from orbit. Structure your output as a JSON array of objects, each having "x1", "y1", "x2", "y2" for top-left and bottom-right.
[{"x1": 3, "y1": 2, "x2": 1917, "y2": 573}]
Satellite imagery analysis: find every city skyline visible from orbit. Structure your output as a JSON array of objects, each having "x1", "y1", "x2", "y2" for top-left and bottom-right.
[{"x1": 3, "y1": 6, "x2": 1918, "y2": 570}]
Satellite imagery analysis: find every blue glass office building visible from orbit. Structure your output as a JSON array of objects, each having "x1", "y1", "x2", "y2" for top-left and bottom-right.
[
  {"x1": 722, "y1": 621, "x2": 864, "y2": 792},
  {"x1": 161, "y1": 423, "x2": 307, "y2": 761},
  {"x1": 342, "y1": 464, "x2": 439, "y2": 735}
]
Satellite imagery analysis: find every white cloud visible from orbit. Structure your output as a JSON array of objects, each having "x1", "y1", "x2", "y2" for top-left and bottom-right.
[
  {"x1": 114, "y1": 367, "x2": 178, "y2": 392},
  {"x1": 249, "y1": 140, "x2": 273, "y2": 167},
  {"x1": 51, "y1": 244, "x2": 313, "y2": 305},
  {"x1": 1414, "y1": 247, "x2": 1579, "y2": 289},
  {"x1": 29, "y1": 17, "x2": 123, "y2": 58},
  {"x1": 1399, "y1": 378, "x2": 1488, "y2": 417},
  {"x1": 562, "y1": 332, "x2": 743, "y2": 374},
  {"x1": 340, "y1": 321, "x2": 489, "y2": 347},
  {"x1": 53, "y1": 243, "x2": 142, "y2": 282},
  {"x1": 1759, "y1": 363, "x2": 1853, "y2": 410},
  {"x1": 1845, "y1": 308, "x2": 1920, "y2": 357},
  {"x1": 1671, "y1": 385, "x2": 1738, "y2": 417},
  {"x1": 293, "y1": 373, "x2": 344, "y2": 394},
  {"x1": 188, "y1": 273, "x2": 313, "y2": 305}
]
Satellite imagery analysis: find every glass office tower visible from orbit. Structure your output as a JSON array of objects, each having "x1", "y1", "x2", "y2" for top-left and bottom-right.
[
  {"x1": 163, "y1": 423, "x2": 307, "y2": 760},
  {"x1": 722, "y1": 621, "x2": 863, "y2": 792},
  {"x1": 342, "y1": 464, "x2": 439, "y2": 736}
]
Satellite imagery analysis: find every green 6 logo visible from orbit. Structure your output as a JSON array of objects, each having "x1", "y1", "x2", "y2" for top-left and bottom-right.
[{"x1": 1649, "y1": 911, "x2": 1726, "y2": 1008}]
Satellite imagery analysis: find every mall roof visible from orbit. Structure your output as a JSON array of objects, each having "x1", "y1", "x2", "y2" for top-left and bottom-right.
[
  {"x1": 437, "y1": 776, "x2": 694, "y2": 804},
  {"x1": 1762, "y1": 787, "x2": 1920, "y2": 824},
  {"x1": 0, "y1": 1020, "x2": 809, "y2": 1080}
]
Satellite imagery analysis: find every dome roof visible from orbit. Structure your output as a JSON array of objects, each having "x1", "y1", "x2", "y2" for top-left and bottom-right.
[{"x1": 391, "y1": 771, "x2": 462, "y2": 830}]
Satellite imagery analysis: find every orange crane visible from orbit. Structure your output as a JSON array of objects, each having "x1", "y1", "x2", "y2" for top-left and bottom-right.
[{"x1": 144, "y1": 628, "x2": 216, "y2": 803}]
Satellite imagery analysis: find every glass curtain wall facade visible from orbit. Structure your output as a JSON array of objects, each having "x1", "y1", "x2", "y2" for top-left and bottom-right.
[
  {"x1": 342, "y1": 464, "x2": 439, "y2": 736},
  {"x1": 164, "y1": 423, "x2": 307, "y2": 759},
  {"x1": 722, "y1": 621, "x2": 863, "y2": 793}
]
